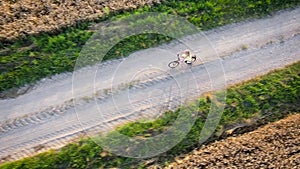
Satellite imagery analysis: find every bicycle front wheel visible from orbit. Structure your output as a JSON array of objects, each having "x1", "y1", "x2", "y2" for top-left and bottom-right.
[{"x1": 168, "y1": 61, "x2": 179, "y2": 68}]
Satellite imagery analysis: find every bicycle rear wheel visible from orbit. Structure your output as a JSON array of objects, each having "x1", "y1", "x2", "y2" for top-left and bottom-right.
[
  {"x1": 191, "y1": 56, "x2": 196, "y2": 63},
  {"x1": 168, "y1": 61, "x2": 179, "y2": 68}
]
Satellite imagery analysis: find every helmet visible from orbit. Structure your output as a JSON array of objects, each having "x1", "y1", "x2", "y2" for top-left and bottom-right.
[{"x1": 185, "y1": 50, "x2": 190, "y2": 55}]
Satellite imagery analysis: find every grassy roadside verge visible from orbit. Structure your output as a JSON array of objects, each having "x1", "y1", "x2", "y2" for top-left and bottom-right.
[
  {"x1": 1, "y1": 61, "x2": 299, "y2": 169},
  {"x1": 1, "y1": 0, "x2": 300, "y2": 92}
]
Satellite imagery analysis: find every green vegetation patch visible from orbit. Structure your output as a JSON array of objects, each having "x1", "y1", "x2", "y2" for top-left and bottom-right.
[
  {"x1": 1, "y1": 61, "x2": 299, "y2": 169},
  {"x1": 1, "y1": 0, "x2": 300, "y2": 92}
]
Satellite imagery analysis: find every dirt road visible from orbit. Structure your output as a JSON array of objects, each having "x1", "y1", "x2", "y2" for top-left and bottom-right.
[{"x1": 0, "y1": 8, "x2": 299, "y2": 163}]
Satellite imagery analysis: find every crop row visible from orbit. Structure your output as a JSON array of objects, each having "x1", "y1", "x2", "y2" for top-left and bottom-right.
[{"x1": 0, "y1": 0, "x2": 161, "y2": 41}]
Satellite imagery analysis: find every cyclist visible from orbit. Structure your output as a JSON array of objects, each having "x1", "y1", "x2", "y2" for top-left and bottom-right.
[{"x1": 177, "y1": 50, "x2": 192, "y2": 64}]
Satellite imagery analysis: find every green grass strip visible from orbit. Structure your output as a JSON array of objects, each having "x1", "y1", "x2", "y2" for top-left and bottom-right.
[
  {"x1": 1, "y1": 0, "x2": 300, "y2": 92},
  {"x1": 1, "y1": 61, "x2": 299, "y2": 169}
]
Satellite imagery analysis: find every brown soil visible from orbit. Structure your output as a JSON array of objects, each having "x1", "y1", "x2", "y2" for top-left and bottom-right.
[
  {"x1": 0, "y1": 0, "x2": 161, "y2": 41},
  {"x1": 159, "y1": 113, "x2": 300, "y2": 169}
]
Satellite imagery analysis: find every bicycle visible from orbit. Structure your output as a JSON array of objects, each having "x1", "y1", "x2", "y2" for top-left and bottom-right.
[{"x1": 168, "y1": 55, "x2": 197, "y2": 68}]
